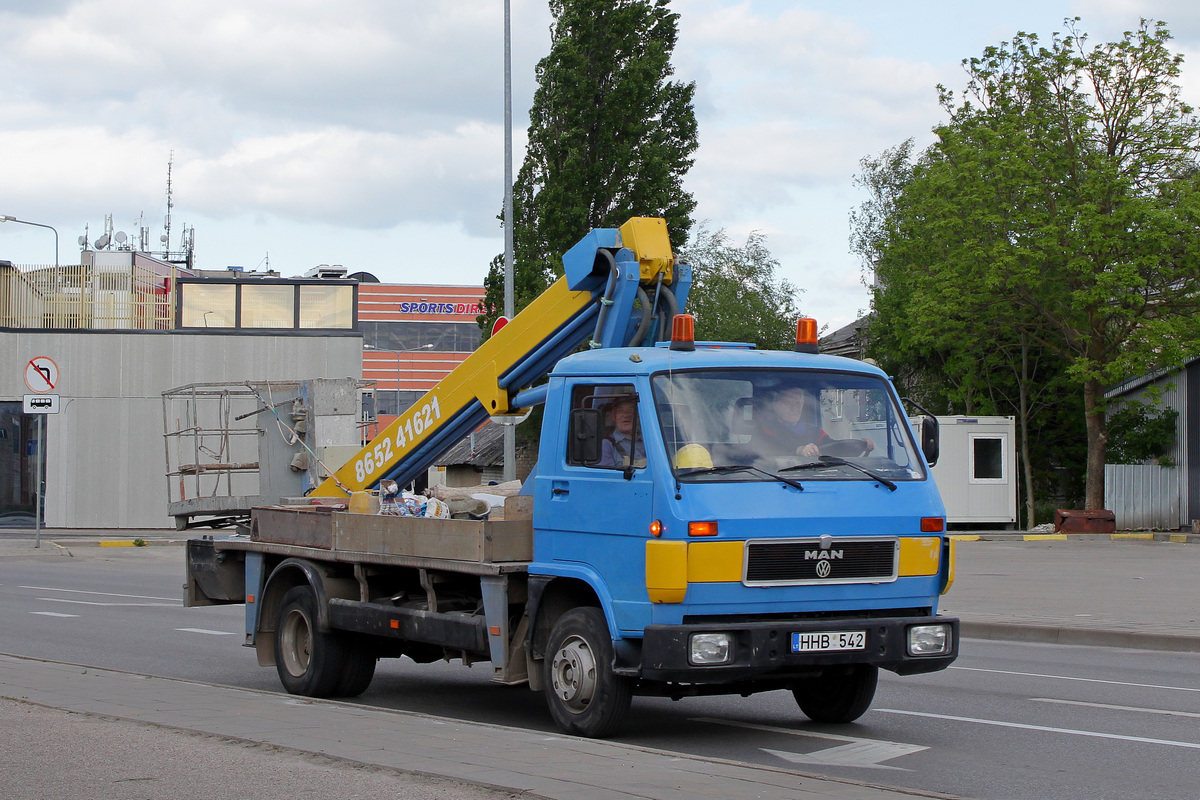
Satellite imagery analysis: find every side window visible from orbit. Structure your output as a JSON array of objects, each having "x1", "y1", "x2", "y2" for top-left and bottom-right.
[
  {"x1": 566, "y1": 384, "x2": 644, "y2": 470},
  {"x1": 969, "y1": 434, "x2": 1007, "y2": 483}
]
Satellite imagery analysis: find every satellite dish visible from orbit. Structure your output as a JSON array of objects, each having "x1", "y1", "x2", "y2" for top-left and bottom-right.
[
  {"x1": 94, "y1": 234, "x2": 111, "y2": 249},
  {"x1": 77, "y1": 236, "x2": 87, "y2": 246},
  {"x1": 160, "y1": 234, "x2": 167, "y2": 243},
  {"x1": 115, "y1": 231, "x2": 127, "y2": 244}
]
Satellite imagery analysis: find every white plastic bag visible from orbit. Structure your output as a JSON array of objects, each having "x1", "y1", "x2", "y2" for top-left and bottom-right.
[{"x1": 423, "y1": 497, "x2": 451, "y2": 519}]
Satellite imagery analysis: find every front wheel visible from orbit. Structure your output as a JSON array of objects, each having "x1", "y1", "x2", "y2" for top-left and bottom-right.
[
  {"x1": 543, "y1": 607, "x2": 633, "y2": 738},
  {"x1": 274, "y1": 585, "x2": 347, "y2": 697},
  {"x1": 792, "y1": 664, "x2": 878, "y2": 723}
]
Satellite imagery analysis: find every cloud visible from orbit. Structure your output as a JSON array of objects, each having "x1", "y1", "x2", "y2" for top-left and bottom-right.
[
  {"x1": 0, "y1": 1, "x2": 550, "y2": 240},
  {"x1": 674, "y1": 1, "x2": 945, "y2": 215},
  {"x1": 1075, "y1": 0, "x2": 1200, "y2": 40},
  {"x1": 182, "y1": 123, "x2": 514, "y2": 235},
  {"x1": 1, "y1": 0, "x2": 550, "y2": 136}
]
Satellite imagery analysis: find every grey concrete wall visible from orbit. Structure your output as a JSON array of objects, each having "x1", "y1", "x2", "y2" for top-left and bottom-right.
[{"x1": 1, "y1": 331, "x2": 362, "y2": 528}]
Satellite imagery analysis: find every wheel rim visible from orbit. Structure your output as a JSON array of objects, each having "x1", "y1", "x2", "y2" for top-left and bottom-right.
[
  {"x1": 550, "y1": 634, "x2": 598, "y2": 714},
  {"x1": 279, "y1": 607, "x2": 312, "y2": 678}
]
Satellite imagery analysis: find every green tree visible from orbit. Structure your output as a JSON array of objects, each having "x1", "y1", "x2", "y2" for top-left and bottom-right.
[
  {"x1": 480, "y1": 0, "x2": 699, "y2": 331},
  {"x1": 865, "y1": 19, "x2": 1200, "y2": 511},
  {"x1": 679, "y1": 227, "x2": 802, "y2": 350}
]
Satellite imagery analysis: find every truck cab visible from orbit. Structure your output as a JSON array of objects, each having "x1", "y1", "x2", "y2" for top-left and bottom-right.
[{"x1": 526, "y1": 340, "x2": 957, "y2": 735}]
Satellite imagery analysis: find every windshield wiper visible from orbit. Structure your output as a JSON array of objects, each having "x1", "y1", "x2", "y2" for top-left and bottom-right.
[
  {"x1": 779, "y1": 456, "x2": 897, "y2": 491},
  {"x1": 677, "y1": 464, "x2": 804, "y2": 492}
]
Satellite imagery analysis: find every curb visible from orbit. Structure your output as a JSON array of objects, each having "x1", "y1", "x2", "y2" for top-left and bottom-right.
[
  {"x1": 0, "y1": 539, "x2": 185, "y2": 548},
  {"x1": 960, "y1": 621, "x2": 1200, "y2": 653}
]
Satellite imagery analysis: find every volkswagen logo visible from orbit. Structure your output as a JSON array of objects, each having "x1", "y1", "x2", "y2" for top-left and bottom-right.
[{"x1": 815, "y1": 560, "x2": 832, "y2": 578}]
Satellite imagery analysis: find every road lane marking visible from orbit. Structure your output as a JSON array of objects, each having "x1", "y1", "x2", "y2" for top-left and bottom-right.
[
  {"x1": 1032, "y1": 697, "x2": 1200, "y2": 719},
  {"x1": 38, "y1": 597, "x2": 178, "y2": 608},
  {"x1": 176, "y1": 628, "x2": 238, "y2": 636},
  {"x1": 695, "y1": 717, "x2": 928, "y2": 769},
  {"x1": 20, "y1": 585, "x2": 180, "y2": 602},
  {"x1": 30, "y1": 611, "x2": 79, "y2": 618},
  {"x1": 763, "y1": 740, "x2": 926, "y2": 771},
  {"x1": 876, "y1": 708, "x2": 1200, "y2": 750},
  {"x1": 694, "y1": 717, "x2": 866, "y2": 743},
  {"x1": 951, "y1": 665, "x2": 1200, "y2": 694}
]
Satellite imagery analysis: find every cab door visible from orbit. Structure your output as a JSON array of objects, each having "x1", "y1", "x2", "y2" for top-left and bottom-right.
[{"x1": 536, "y1": 382, "x2": 656, "y2": 633}]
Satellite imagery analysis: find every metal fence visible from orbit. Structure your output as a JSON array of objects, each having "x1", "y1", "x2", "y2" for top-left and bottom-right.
[
  {"x1": 0, "y1": 262, "x2": 177, "y2": 329},
  {"x1": 1104, "y1": 464, "x2": 1180, "y2": 530}
]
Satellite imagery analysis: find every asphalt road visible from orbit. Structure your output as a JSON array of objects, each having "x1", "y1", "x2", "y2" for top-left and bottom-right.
[{"x1": 2, "y1": 545, "x2": 1198, "y2": 800}]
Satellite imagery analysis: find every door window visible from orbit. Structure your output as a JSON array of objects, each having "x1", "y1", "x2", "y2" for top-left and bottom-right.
[{"x1": 566, "y1": 384, "x2": 644, "y2": 470}]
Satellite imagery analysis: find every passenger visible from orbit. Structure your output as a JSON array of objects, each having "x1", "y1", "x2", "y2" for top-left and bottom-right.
[
  {"x1": 598, "y1": 397, "x2": 646, "y2": 468},
  {"x1": 754, "y1": 387, "x2": 874, "y2": 459}
]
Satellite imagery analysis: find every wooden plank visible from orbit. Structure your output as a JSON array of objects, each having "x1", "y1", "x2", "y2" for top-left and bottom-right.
[{"x1": 249, "y1": 506, "x2": 533, "y2": 563}]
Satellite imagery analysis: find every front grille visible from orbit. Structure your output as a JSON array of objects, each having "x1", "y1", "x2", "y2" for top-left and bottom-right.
[{"x1": 744, "y1": 537, "x2": 898, "y2": 585}]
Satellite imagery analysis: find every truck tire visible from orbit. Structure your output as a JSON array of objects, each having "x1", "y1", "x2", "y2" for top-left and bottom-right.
[
  {"x1": 333, "y1": 637, "x2": 377, "y2": 698},
  {"x1": 543, "y1": 607, "x2": 633, "y2": 738},
  {"x1": 274, "y1": 585, "x2": 347, "y2": 697},
  {"x1": 792, "y1": 664, "x2": 878, "y2": 723}
]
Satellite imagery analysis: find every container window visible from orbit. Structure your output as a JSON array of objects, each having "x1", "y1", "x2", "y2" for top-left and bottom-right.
[{"x1": 971, "y1": 435, "x2": 1006, "y2": 482}]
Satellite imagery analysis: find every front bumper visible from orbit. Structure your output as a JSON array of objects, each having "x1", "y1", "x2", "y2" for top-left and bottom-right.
[{"x1": 640, "y1": 615, "x2": 958, "y2": 683}]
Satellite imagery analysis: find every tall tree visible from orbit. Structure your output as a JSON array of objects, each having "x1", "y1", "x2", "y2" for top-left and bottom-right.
[
  {"x1": 480, "y1": 0, "x2": 699, "y2": 331},
  {"x1": 679, "y1": 227, "x2": 802, "y2": 351},
  {"x1": 865, "y1": 19, "x2": 1200, "y2": 510}
]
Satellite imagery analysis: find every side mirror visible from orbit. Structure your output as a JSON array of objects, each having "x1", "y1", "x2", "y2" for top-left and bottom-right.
[
  {"x1": 568, "y1": 408, "x2": 603, "y2": 465},
  {"x1": 920, "y1": 415, "x2": 939, "y2": 467}
]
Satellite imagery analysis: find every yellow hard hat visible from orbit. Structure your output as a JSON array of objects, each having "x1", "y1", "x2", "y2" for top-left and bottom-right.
[{"x1": 673, "y1": 444, "x2": 714, "y2": 469}]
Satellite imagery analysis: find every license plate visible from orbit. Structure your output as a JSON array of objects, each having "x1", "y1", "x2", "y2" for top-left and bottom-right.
[{"x1": 791, "y1": 630, "x2": 867, "y2": 653}]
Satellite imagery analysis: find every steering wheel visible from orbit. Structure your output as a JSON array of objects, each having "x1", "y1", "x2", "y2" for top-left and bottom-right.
[{"x1": 821, "y1": 439, "x2": 871, "y2": 458}]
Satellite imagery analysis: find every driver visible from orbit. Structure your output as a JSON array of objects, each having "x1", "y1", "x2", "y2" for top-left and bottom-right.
[
  {"x1": 755, "y1": 387, "x2": 874, "y2": 459},
  {"x1": 598, "y1": 397, "x2": 646, "y2": 468}
]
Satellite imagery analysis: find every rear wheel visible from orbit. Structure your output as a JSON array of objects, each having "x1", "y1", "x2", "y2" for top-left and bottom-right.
[
  {"x1": 543, "y1": 607, "x2": 633, "y2": 738},
  {"x1": 792, "y1": 664, "x2": 878, "y2": 723},
  {"x1": 274, "y1": 585, "x2": 346, "y2": 697}
]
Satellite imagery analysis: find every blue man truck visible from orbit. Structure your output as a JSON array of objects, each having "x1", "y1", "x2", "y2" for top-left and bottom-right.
[{"x1": 185, "y1": 218, "x2": 957, "y2": 737}]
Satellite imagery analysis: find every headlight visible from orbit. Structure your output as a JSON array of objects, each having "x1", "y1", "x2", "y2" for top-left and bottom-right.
[
  {"x1": 907, "y1": 624, "x2": 951, "y2": 656},
  {"x1": 689, "y1": 632, "x2": 733, "y2": 665}
]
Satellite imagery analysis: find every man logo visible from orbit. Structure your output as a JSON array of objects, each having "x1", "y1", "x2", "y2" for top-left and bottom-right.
[{"x1": 815, "y1": 560, "x2": 832, "y2": 578}]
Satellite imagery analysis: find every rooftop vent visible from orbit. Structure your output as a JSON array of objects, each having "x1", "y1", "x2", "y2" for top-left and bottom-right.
[{"x1": 304, "y1": 264, "x2": 348, "y2": 279}]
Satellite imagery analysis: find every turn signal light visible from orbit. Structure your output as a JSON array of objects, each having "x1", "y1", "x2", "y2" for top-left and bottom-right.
[
  {"x1": 688, "y1": 521, "x2": 718, "y2": 537},
  {"x1": 920, "y1": 517, "x2": 945, "y2": 532},
  {"x1": 650, "y1": 520, "x2": 663, "y2": 537},
  {"x1": 795, "y1": 318, "x2": 819, "y2": 354},
  {"x1": 670, "y1": 313, "x2": 696, "y2": 351}
]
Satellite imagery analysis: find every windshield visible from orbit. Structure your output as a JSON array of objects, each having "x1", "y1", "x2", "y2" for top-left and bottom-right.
[{"x1": 651, "y1": 368, "x2": 926, "y2": 484}]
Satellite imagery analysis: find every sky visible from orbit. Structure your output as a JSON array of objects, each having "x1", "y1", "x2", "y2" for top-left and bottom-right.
[{"x1": 3, "y1": 0, "x2": 1200, "y2": 334}]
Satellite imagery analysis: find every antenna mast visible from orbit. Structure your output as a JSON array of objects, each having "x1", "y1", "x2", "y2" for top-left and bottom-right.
[{"x1": 163, "y1": 151, "x2": 174, "y2": 258}]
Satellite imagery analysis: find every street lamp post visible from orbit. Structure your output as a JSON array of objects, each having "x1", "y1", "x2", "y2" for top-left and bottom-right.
[
  {"x1": 1, "y1": 215, "x2": 59, "y2": 266},
  {"x1": 502, "y1": 0, "x2": 516, "y2": 483}
]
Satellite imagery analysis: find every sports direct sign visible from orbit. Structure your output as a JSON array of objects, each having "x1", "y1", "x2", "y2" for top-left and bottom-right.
[{"x1": 399, "y1": 301, "x2": 482, "y2": 315}]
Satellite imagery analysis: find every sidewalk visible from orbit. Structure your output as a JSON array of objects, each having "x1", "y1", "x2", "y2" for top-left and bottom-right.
[{"x1": 942, "y1": 536, "x2": 1200, "y2": 652}]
